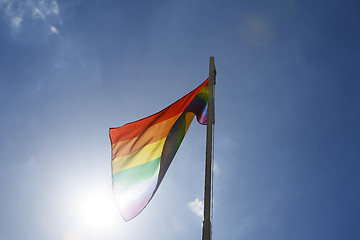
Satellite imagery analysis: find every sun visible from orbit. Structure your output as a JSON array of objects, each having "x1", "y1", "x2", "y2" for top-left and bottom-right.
[{"x1": 66, "y1": 182, "x2": 122, "y2": 237}]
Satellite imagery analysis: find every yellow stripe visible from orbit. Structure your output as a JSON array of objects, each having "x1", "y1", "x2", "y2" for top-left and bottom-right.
[{"x1": 112, "y1": 137, "x2": 166, "y2": 175}]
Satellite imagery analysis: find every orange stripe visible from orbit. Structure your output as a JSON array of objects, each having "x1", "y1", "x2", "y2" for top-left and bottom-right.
[
  {"x1": 184, "y1": 112, "x2": 195, "y2": 133},
  {"x1": 109, "y1": 79, "x2": 209, "y2": 143},
  {"x1": 111, "y1": 114, "x2": 180, "y2": 159}
]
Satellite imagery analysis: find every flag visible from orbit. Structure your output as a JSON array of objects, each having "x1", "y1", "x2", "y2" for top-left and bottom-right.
[{"x1": 109, "y1": 79, "x2": 209, "y2": 221}]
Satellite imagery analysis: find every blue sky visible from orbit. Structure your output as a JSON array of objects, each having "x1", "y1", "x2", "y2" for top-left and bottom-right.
[{"x1": 1, "y1": 0, "x2": 360, "y2": 239}]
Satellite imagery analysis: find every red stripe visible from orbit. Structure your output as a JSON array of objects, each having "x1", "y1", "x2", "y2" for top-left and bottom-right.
[{"x1": 109, "y1": 79, "x2": 208, "y2": 143}]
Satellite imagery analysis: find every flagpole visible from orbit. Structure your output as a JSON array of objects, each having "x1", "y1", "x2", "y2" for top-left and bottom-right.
[{"x1": 202, "y1": 56, "x2": 215, "y2": 240}]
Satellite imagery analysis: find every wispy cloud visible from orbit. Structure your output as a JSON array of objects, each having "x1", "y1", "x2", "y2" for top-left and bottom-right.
[
  {"x1": 11, "y1": 16, "x2": 23, "y2": 27},
  {"x1": 37, "y1": 0, "x2": 59, "y2": 16},
  {"x1": 0, "y1": 0, "x2": 61, "y2": 34},
  {"x1": 187, "y1": 198, "x2": 204, "y2": 217},
  {"x1": 33, "y1": 7, "x2": 45, "y2": 19},
  {"x1": 1, "y1": 0, "x2": 25, "y2": 29}
]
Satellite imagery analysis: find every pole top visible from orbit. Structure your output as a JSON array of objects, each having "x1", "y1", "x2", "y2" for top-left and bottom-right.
[{"x1": 209, "y1": 56, "x2": 216, "y2": 85}]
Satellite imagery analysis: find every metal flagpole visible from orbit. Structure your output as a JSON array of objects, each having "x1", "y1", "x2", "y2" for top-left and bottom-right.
[{"x1": 202, "y1": 56, "x2": 215, "y2": 240}]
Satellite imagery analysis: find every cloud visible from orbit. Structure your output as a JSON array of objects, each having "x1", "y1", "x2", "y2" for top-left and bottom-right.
[
  {"x1": 50, "y1": 25, "x2": 58, "y2": 34},
  {"x1": 33, "y1": 7, "x2": 45, "y2": 19},
  {"x1": 38, "y1": 0, "x2": 59, "y2": 15},
  {"x1": 0, "y1": 0, "x2": 61, "y2": 34},
  {"x1": 11, "y1": 15, "x2": 23, "y2": 27},
  {"x1": 1, "y1": 0, "x2": 25, "y2": 28},
  {"x1": 187, "y1": 198, "x2": 204, "y2": 217}
]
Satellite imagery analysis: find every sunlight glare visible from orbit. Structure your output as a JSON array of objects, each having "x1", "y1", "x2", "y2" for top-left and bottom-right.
[{"x1": 69, "y1": 184, "x2": 121, "y2": 235}]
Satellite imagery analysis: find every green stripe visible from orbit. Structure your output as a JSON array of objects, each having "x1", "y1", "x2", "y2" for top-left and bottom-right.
[{"x1": 112, "y1": 157, "x2": 161, "y2": 190}]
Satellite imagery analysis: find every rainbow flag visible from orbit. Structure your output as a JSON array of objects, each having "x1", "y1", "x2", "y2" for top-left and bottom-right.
[{"x1": 109, "y1": 79, "x2": 209, "y2": 221}]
